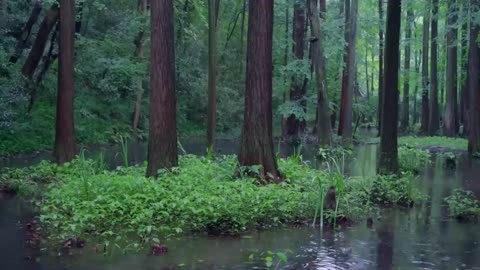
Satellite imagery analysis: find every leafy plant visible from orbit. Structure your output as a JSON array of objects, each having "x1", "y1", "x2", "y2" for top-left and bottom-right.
[
  {"x1": 444, "y1": 189, "x2": 480, "y2": 220},
  {"x1": 398, "y1": 145, "x2": 431, "y2": 173}
]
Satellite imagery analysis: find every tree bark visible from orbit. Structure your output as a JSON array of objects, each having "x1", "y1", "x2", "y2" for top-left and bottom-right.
[
  {"x1": 286, "y1": 0, "x2": 307, "y2": 142},
  {"x1": 338, "y1": 0, "x2": 357, "y2": 145},
  {"x1": 401, "y1": 8, "x2": 413, "y2": 131},
  {"x1": 309, "y1": 0, "x2": 332, "y2": 147},
  {"x1": 428, "y1": 0, "x2": 440, "y2": 135},
  {"x1": 460, "y1": 2, "x2": 469, "y2": 134},
  {"x1": 281, "y1": 1, "x2": 289, "y2": 138},
  {"x1": 420, "y1": 5, "x2": 430, "y2": 134},
  {"x1": 412, "y1": 46, "x2": 420, "y2": 124},
  {"x1": 239, "y1": 0, "x2": 280, "y2": 182},
  {"x1": 146, "y1": 0, "x2": 178, "y2": 176},
  {"x1": 132, "y1": 0, "x2": 148, "y2": 131},
  {"x1": 467, "y1": 0, "x2": 480, "y2": 154},
  {"x1": 21, "y1": 5, "x2": 59, "y2": 79},
  {"x1": 9, "y1": 0, "x2": 42, "y2": 63},
  {"x1": 444, "y1": 0, "x2": 459, "y2": 137},
  {"x1": 54, "y1": 0, "x2": 76, "y2": 164},
  {"x1": 377, "y1": 0, "x2": 384, "y2": 136},
  {"x1": 379, "y1": 0, "x2": 401, "y2": 174},
  {"x1": 206, "y1": 0, "x2": 218, "y2": 151},
  {"x1": 339, "y1": 0, "x2": 350, "y2": 136}
]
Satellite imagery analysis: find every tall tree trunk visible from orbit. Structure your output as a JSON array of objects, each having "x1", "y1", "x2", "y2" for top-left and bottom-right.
[
  {"x1": 379, "y1": 0, "x2": 401, "y2": 174},
  {"x1": 309, "y1": 0, "x2": 332, "y2": 146},
  {"x1": 412, "y1": 47, "x2": 420, "y2": 124},
  {"x1": 286, "y1": 0, "x2": 307, "y2": 142},
  {"x1": 377, "y1": 0, "x2": 384, "y2": 136},
  {"x1": 281, "y1": 1, "x2": 289, "y2": 138},
  {"x1": 338, "y1": 0, "x2": 357, "y2": 145},
  {"x1": 339, "y1": 0, "x2": 350, "y2": 136},
  {"x1": 21, "y1": 5, "x2": 59, "y2": 79},
  {"x1": 429, "y1": 0, "x2": 440, "y2": 135},
  {"x1": 146, "y1": 0, "x2": 178, "y2": 177},
  {"x1": 239, "y1": 0, "x2": 246, "y2": 74},
  {"x1": 460, "y1": 2, "x2": 469, "y2": 134},
  {"x1": 467, "y1": 0, "x2": 480, "y2": 154},
  {"x1": 365, "y1": 46, "x2": 370, "y2": 100},
  {"x1": 239, "y1": 0, "x2": 280, "y2": 182},
  {"x1": 54, "y1": 0, "x2": 76, "y2": 164},
  {"x1": 401, "y1": 8, "x2": 413, "y2": 131},
  {"x1": 132, "y1": 0, "x2": 148, "y2": 131},
  {"x1": 207, "y1": 0, "x2": 218, "y2": 151},
  {"x1": 420, "y1": 5, "x2": 430, "y2": 134},
  {"x1": 444, "y1": 0, "x2": 459, "y2": 137},
  {"x1": 9, "y1": 0, "x2": 42, "y2": 63}
]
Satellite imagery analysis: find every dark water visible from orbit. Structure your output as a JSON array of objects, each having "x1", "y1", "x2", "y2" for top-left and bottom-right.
[{"x1": 1, "y1": 140, "x2": 480, "y2": 270}]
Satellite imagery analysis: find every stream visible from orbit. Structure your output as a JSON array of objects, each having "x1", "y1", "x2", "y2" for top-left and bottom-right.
[{"x1": 1, "y1": 138, "x2": 479, "y2": 269}]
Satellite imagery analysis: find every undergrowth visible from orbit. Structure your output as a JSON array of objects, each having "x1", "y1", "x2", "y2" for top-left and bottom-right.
[
  {"x1": 444, "y1": 189, "x2": 480, "y2": 221},
  {"x1": 399, "y1": 136, "x2": 468, "y2": 150}
]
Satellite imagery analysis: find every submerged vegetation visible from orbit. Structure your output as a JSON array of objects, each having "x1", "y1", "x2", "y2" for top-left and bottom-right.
[{"x1": 1, "y1": 153, "x2": 423, "y2": 249}]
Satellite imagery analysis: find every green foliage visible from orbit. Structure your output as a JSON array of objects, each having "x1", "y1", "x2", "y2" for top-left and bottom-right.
[
  {"x1": 399, "y1": 136, "x2": 468, "y2": 150},
  {"x1": 444, "y1": 189, "x2": 480, "y2": 221},
  {"x1": 398, "y1": 145, "x2": 431, "y2": 173},
  {"x1": 371, "y1": 173, "x2": 422, "y2": 207}
]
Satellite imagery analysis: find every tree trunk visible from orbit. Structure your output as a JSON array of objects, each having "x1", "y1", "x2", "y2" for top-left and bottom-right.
[
  {"x1": 365, "y1": 46, "x2": 370, "y2": 100},
  {"x1": 379, "y1": 0, "x2": 401, "y2": 174},
  {"x1": 428, "y1": 0, "x2": 440, "y2": 135},
  {"x1": 131, "y1": 0, "x2": 148, "y2": 131},
  {"x1": 239, "y1": 0, "x2": 280, "y2": 182},
  {"x1": 286, "y1": 0, "x2": 307, "y2": 142},
  {"x1": 281, "y1": 1, "x2": 289, "y2": 138},
  {"x1": 420, "y1": 5, "x2": 430, "y2": 134},
  {"x1": 309, "y1": 0, "x2": 332, "y2": 147},
  {"x1": 239, "y1": 0, "x2": 246, "y2": 74},
  {"x1": 54, "y1": 0, "x2": 76, "y2": 164},
  {"x1": 412, "y1": 47, "x2": 420, "y2": 124},
  {"x1": 146, "y1": 0, "x2": 178, "y2": 177},
  {"x1": 401, "y1": 8, "x2": 413, "y2": 131},
  {"x1": 444, "y1": 0, "x2": 459, "y2": 137},
  {"x1": 9, "y1": 0, "x2": 42, "y2": 63},
  {"x1": 377, "y1": 0, "x2": 384, "y2": 136},
  {"x1": 460, "y1": 2, "x2": 469, "y2": 134},
  {"x1": 339, "y1": 0, "x2": 350, "y2": 136},
  {"x1": 338, "y1": 0, "x2": 357, "y2": 145},
  {"x1": 467, "y1": 0, "x2": 480, "y2": 154},
  {"x1": 206, "y1": 0, "x2": 218, "y2": 151},
  {"x1": 21, "y1": 5, "x2": 59, "y2": 79}
]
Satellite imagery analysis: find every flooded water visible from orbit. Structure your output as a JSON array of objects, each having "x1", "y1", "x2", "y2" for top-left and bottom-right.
[{"x1": 1, "y1": 139, "x2": 479, "y2": 269}]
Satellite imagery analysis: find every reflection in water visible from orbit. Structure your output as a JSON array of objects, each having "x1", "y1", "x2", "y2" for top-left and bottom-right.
[{"x1": 1, "y1": 140, "x2": 480, "y2": 270}]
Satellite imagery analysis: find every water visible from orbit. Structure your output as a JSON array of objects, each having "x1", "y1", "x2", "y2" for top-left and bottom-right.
[{"x1": 1, "y1": 140, "x2": 479, "y2": 269}]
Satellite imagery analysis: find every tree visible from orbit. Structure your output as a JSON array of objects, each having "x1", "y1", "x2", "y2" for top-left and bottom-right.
[
  {"x1": 467, "y1": 0, "x2": 480, "y2": 154},
  {"x1": 309, "y1": 0, "x2": 332, "y2": 146},
  {"x1": 338, "y1": 0, "x2": 357, "y2": 145},
  {"x1": 444, "y1": 0, "x2": 459, "y2": 137},
  {"x1": 239, "y1": 0, "x2": 280, "y2": 182},
  {"x1": 131, "y1": 0, "x2": 148, "y2": 131},
  {"x1": 428, "y1": 0, "x2": 439, "y2": 135},
  {"x1": 146, "y1": 0, "x2": 178, "y2": 177},
  {"x1": 377, "y1": 0, "x2": 384, "y2": 136},
  {"x1": 401, "y1": 8, "x2": 413, "y2": 131},
  {"x1": 9, "y1": 0, "x2": 42, "y2": 63},
  {"x1": 460, "y1": 2, "x2": 470, "y2": 133},
  {"x1": 379, "y1": 0, "x2": 401, "y2": 174},
  {"x1": 286, "y1": 0, "x2": 307, "y2": 142},
  {"x1": 207, "y1": 0, "x2": 219, "y2": 151},
  {"x1": 420, "y1": 4, "x2": 430, "y2": 134},
  {"x1": 54, "y1": 0, "x2": 76, "y2": 164}
]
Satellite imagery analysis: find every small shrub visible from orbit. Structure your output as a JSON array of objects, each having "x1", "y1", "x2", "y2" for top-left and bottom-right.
[
  {"x1": 444, "y1": 189, "x2": 480, "y2": 221},
  {"x1": 398, "y1": 145, "x2": 431, "y2": 173}
]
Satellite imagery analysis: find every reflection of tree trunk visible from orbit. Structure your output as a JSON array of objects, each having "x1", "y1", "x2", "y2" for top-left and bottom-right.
[
  {"x1": 239, "y1": 0, "x2": 280, "y2": 182},
  {"x1": 54, "y1": 0, "x2": 76, "y2": 164},
  {"x1": 22, "y1": 5, "x2": 59, "y2": 79},
  {"x1": 131, "y1": 0, "x2": 147, "y2": 131},
  {"x1": 309, "y1": 0, "x2": 331, "y2": 146},
  {"x1": 376, "y1": 222, "x2": 394, "y2": 270},
  {"x1": 467, "y1": 0, "x2": 480, "y2": 154},
  {"x1": 9, "y1": 0, "x2": 42, "y2": 63}
]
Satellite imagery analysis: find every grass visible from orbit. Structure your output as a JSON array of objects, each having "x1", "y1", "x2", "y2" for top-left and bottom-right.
[
  {"x1": 1, "y1": 154, "x2": 423, "y2": 250},
  {"x1": 399, "y1": 136, "x2": 468, "y2": 150}
]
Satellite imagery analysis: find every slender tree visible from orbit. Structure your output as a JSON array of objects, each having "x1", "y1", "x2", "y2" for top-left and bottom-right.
[
  {"x1": 239, "y1": 0, "x2": 280, "y2": 182},
  {"x1": 377, "y1": 0, "x2": 384, "y2": 135},
  {"x1": 286, "y1": 0, "x2": 307, "y2": 141},
  {"x1": 460, "y1": 2, "x2": 470, "y2": 134},
  {"x1": 131, "y1": 0, "x2": 148, "y2": 131},
  {"x1": 429, "y1": 0, "x2": 439, "y2": 135},
  {"x1": 207, "y1": 0, "x2": 218, "y2": 151},
  {"x1": 9, "y1": 0, "x2": 42, "y2": 63},
  {"x1": 146, "y1": 0, "x2": 178, "y2": 177},
  {"x1": 309, "y1": 0, "x2": 332, "y2": 146},
  {"x1": 379, "y1": 0, "x2": 401, "y2": 174},
  {"x1": 54, "y1": 0, "x2": 76, "y2": 164},
  {"x1": 401, "y1": 8, "x2": 413, "y2": 131},
  {"x1": 421, "y1": 5, "x2": 430, "y2": 134},
  {"x1": 468, "y1": 0, "x2": 480, "y2": 154},
  {"x1": 338, "y1": 0, "x2": 357, "y2": 145},
  {"x1": 444, "y1": 0, "x2": 459, "y2": 136}
]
